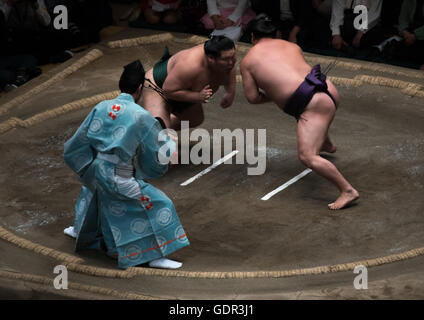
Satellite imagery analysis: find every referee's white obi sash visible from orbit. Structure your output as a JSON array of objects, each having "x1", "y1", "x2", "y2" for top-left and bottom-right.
[{"x1": 97, "y1": 152, "x2": 134, "y2": 178}]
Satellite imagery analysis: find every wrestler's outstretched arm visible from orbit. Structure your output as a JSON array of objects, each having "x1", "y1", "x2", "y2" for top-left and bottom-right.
[
  {"x1": 162, "y1": 65, "x2": 212, "y2": 103},
  {"x1": 240, "y1": 61, "x2": 270, "y2": 104},
  {"x1": 220, "y1": 67, "x2": 236, "y2": 108}
]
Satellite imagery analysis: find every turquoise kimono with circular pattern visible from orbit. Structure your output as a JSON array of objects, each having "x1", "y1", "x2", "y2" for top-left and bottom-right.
[{"x1": 63, "y1": 93, "x2": 189, "y2": 269}]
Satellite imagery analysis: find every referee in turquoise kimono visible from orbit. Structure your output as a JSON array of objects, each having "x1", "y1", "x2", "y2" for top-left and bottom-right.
[{"x1": 63, "y1": 60, "x2": 189, "y2": 269}]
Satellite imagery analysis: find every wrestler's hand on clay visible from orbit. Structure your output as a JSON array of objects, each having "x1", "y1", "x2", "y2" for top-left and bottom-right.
[{"x1": 199, "y1": 84, "x2": 213, "y2": 103}]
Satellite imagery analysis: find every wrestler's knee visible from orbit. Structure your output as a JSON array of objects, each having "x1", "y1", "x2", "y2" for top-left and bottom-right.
[
  {"x1": 320, "y1": 101, "x2": 337, "y2": 117},
  {"x1": 192, "y1": 105, "x2": 205, "y2": 127},
  {"x1": 298, "y1": 151, "x2": 315, "y2": 168},
  {"x1": 190, "y1": 113, "x2": 204, "y2": 128}
]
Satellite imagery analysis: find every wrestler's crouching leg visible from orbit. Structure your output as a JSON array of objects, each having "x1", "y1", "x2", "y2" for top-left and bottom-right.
[
  {"x1": 297, "y1": 96, "x2": 359, "y2": 210},
  {"x1": 321, "y1": 80, "x2": 339, "y2": 154},
  {"x1": 321, "y1": 135, "x2": 337, "y2": 153},
  {"x1": 142, "y1": 70, "x2": 173, "y2": 128}
]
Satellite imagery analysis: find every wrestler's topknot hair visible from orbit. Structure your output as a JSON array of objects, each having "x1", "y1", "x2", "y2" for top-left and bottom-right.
[
  {"x1": 250, "y1": 14, "x2": 278, "y2": 40},
  {"x1": 119, "y1": 60, "x2": 145, "y2": 94},
  {"x1": 204, "y1": 35, "x2": 235, "y2": 58}
]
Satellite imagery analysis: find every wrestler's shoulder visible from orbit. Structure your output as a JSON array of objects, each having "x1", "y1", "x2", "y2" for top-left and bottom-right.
[
  {"x1": 240, "y1": 49, "x2": 260, "y2": 71},
  {"x1": 170, "y1": 50, "x2": 204, "y2": 74},
  {"x1": 240, "y1": 57, "x2": 250, "y2": 71},
  {"x1": 173, "y1": 44, "x2": 203, "y2": 60}
]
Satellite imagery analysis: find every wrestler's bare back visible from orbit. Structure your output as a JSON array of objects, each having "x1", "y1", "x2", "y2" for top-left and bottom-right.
[{"x1": 241, "y1": 38, "x2": 338, "y2": 110}]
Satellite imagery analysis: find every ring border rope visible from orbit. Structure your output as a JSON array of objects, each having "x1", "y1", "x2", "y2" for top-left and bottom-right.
[
  {"x1": 0, "y1": 268, "x2": 163, "y2": 300},
  {"x1": 0, "y1": 49, "x2": 104, "y2": 117},
  {"x1": 1, "y1": 225, "x2": 424, "y2": 280},
  {"x1": 0, "y1": 32, "x2": 423, "y2": 293}
]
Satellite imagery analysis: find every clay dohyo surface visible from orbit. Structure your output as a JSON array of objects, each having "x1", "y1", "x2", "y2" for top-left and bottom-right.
[{"x1": 0, "y1": 28, "x2": 423, "y2": 299}]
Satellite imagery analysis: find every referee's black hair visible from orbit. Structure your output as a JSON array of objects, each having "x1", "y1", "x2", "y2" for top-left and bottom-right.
[
  {"x1": 204, "y1": 35, "x2": 235, "y2": 58},
  {"x1": 119, "y1": 60, "x2": 145, "y2": 94}
]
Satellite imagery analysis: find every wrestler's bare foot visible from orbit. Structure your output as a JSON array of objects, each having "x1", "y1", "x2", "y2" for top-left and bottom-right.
[
  {"x1": 328, "y1": 189, "x2": 359, "y2": 210},
  {"x1": 321, "y1": 138, "x2": 337, "y2": 153}
]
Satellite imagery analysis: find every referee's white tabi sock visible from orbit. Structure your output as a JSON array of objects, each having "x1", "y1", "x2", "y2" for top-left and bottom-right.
[
  {"x1": 148, "y1": 258, "x2": 182, "y2": 269},
  {"x1": 63, "y1": 226, "x2": 77, "y2": 238}
]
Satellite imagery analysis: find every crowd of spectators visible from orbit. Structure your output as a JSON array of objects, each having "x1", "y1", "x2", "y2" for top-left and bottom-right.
[
  {"x1": 127, "y1": 0, "x2": 424, "y2": 71},
  {"x1": 2, "y1": 0, "x2": 423, "y2": 93},
  {"x1": 0, "y1": 0, "x2": 113, "y2": 92}
]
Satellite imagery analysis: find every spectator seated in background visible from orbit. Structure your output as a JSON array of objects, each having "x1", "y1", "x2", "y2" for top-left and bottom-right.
[
  {"x1": 200, "y1": 0, "x2": 256, "y2": 41},
  {"x1": 45, "y1": 0, "x2": 114, "y2": 49},
  {"x1": 309, "y1": 0, "x2": 333, "y2": 47},
  {"x1": 1, "y1": 0, "x2": 74, "y2": 65},
  {"x1": 392, "y1": 0, "x2": 424, "y2": 70},
  {"x1": 179, "y1": 0, "x2": 208, "y2": 34},
  {"x1": 250, "y1": 0, "x2": 331, "y2": 48},
  {"x1": 379, "y1": 0, "x2": 403, "y2": 37},
  {"x1": 284, "y1": 0, "x2": 333, "y2": 47},
  {"x1": 0, "y1": 54, "x2": 41, "y2": 92},
  {"x1": 314, "y1": 0, "x2": 332, "y2": 18},
  {"x1": 278, "y1": 0, "x2": 303, "y2": 43},
  {"x1": 330, "y1": 0, "x2": 384, "y2": 53},
  {"x1": 142, "y1": 0, "x2": 182, "y2": 25},
  {"x1": 0, "y1": 3, "x2": 41, "y2": 91},
  {"x1": 130, "y1": 0, "x2": 196, "y2": 33}
]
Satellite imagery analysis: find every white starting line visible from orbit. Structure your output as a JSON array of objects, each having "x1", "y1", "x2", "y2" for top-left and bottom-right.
[
  {"x1": 261, "y1": 168, "x2": 313, "y2": 201},
  {"x1": 180, "y1": 150, "x2": 239, "y2": 186},
  {"x1": 180, "y1": 151, "x2": 312, "y2": 199}
]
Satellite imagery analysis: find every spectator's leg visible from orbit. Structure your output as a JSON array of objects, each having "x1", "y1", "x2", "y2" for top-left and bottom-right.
[
  {"x1": 0, "y1": 55, "x2": 39, "y2": 89},
  {"x1": 386, "y1": 40, "x2": 424, "y2": 68},
  {"x1": 163, "y1": 10, "x2": 179, "y2": 25},
  {"x1": 33, "y1": 28, "x2": 73, "y2": 64},
  {"x1": 144, "y1": 7, "x2": 161, "y2": 24},
  {"x1": 250, "y1": 0, "x2": 280, "y2": 22},
  {"x1": 3, "y1": 55, "x2": 38, "y2": 70},
  {"x1": 240, "y1": 8, "x2": 257, "y2": 29},
  {"x1": 407, "y1": 40, "x2": 424, "y2": 66},
  {"x1": 200, "y1": 13, "x2": 216, "y2": 30},
  {"x1": 359, "y1": 25, "x2": 385, "y2": 48},
  {"x1": 279, "y1": 20, "x2": 296, "y2": 40},
  {"x1": 340, "y1": 21, "x2": 356, "y2": 45},
  {"x1": 316, "y1": 0, "x2": 333, "y2": 18},
  {"x1": 309, "y1": 12, "x2": 332, "y2": 48},
  {"x1": 0, "y1": 69, "x2": 16, "y2": 90},
  {"x1": 380, "y1": 1, "x2": 403, "y2": 37}
]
